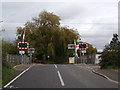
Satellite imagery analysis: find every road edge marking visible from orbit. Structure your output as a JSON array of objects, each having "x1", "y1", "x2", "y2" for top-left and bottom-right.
[
  {"x1": 4, "y1": 65, "x2": 32, "y2": 88},
  {"x1": 57, "y1": 71, "x2": 65, "y2": 86},
  {"x1": 13, "y1": 64, "x2": 22, "y2": 69},
  {"x1": 92, "y1": 70, "x2": 118, "y2": 84},
  {"x1": 54, "y1": 64, "x2": 58, "y2": 69}
]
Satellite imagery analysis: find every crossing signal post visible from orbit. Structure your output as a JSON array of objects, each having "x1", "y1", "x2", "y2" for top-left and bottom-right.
[
  {"x1": 78, "y1": 43, "x2": 88, "y2": 50},
  {"x1": 68, "y1": 41, "x2": 88, "y2": 64},
  {"x1": 18, "y1": 42, "x2": 29, "y2": 64},
  {"x1": 17, "y1": 30, "x2": 30, "y2": 64},
  {"x1": 68, "y1": 43, "x2": 76, "y2": 64},
  {"x1": 19, "y1": 50, "x2": 25, "y2": 64},
  {"x1": 77, "y1": 43, "x2": 88, "y2": 63}
]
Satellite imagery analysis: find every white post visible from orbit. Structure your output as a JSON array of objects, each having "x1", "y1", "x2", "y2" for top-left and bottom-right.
[
  {"x1": 22, "y1": 30, "x2": 26, "y2": 42},
  {"x1": 74, "y1": 40, "x2": 77, "y2": 64}
]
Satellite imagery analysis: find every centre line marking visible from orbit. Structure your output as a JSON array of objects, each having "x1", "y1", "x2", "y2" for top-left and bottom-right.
[
  {"x1": 54, "y1": 64, "x2": 58, "y2": 69},
  {"x1": 57, "y1": 71, "x2": 65, "y2": 86}
]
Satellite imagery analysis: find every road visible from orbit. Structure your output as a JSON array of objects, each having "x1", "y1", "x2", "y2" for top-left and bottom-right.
[{"x1": 5, "y1": 64, "x2": 118, "y2": 88}]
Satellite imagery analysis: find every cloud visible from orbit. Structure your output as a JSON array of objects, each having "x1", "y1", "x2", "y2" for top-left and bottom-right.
[
  {"x1": 56, "y1": 3, "x2": 85, "y2": 22},
  {"x1": 80, "y1": 16, "x2": 118, "y2": 50},
  {"x1": 2, "y1": 0, "x2": 119, "y2": 3},
  {"x1": 2, "y1": 22, "x2": 23, "y2": 41},
  {"x1": 2, "y1": 1, "x2": 118, "y2": 50}
]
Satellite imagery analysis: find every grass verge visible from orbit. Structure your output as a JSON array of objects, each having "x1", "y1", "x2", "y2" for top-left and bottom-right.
[
  {"x1": 101, "y1": 66, "x2": 120, "y2": 72},
  {"x1": 2, "y1": 65, "x2": 15, "y2": 86}
]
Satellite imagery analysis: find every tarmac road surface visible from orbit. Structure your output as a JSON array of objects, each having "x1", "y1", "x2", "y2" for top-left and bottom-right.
[{"x1": 4, "y1": 64, "x2": 118, "y2": 88}]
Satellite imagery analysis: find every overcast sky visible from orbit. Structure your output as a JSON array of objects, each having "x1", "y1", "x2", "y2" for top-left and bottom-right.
[{"x1": 0, "y1": 0, "x2": 119, "y2": 51}]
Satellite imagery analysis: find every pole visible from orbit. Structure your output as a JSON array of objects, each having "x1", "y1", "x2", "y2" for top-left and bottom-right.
[
  {"x1": 74, "y1": 40, "x2": 77, "y2": 64},
  {"x1": 21, "y1": 54, "x2": 23, "y2": 64},
  {"x1": 22, "y1": 30, "x2": 26, "y2": 42},
  {"x1": 28, "y1": 54, "x2": 30, "y2": 64},
  {"x1": 80, "y1": 51, "x2": 82, "y2": 63},
  {"x1": 30, "y1": 54, "x2": 32, "y2": 64},
  {"x1": 21, "y1": 30, "x2": 25, "y2": 64},
  {"x1": 20, "y1": 51, "x2": 24, "y2": 64}
]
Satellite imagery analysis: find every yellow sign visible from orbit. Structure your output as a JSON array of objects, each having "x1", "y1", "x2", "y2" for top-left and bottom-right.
[
  {"x1": 69, "y1": 57, "x2": 75, "y2": 64},
  {"x1": 82, "y1": 53, "x2": 84, "y2": 56}
]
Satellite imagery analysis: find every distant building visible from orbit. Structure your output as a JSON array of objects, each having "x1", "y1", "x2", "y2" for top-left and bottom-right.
[{"x1": 95, "y1": 54, "x2": 102, "y2": 64}]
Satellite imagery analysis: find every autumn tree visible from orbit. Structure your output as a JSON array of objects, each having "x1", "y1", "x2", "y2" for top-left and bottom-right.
[{"x1": 16, "y1": 11, "x2": 79, "y2": 63}]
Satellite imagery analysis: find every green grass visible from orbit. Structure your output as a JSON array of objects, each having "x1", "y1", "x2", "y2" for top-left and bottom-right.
[
  {"x1": 0, "y1": 67, "x2": 2, "y2": 88},
  {"x1": 2, "y1": 62, "x2": 21, "y2": 86},
  {"x1": 43, "y1": 61, "x2": 55, "y2": 64},
  {"x1": 2, "y1": 66, "x2": 15, "y2": 86},
  {"x1": 111, "y1": 69, "x2": 120, "y2": 72},
  {"x1": 101, "y1": 65, "x2": 119, "y2": 72},
  {"x1": 0, "y1": 76, "x2": 2, "y2": 88}
]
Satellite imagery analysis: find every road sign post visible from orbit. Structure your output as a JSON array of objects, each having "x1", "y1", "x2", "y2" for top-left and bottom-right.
[
  {"x1": 77, "y1": 43, "x2": 88, "y2": 63},
  {"x1": 28, "y1": 54, "x2": 32, "y2": 64},
  {"x1": 28, "y1": 48, "x2": 35, "y2": 64},
  {"x1": 19, "y1": 50, "x2": 25, "y2": 64},
  {"x1": 74, "y1": 40, "x2": 78, "y2": 64},
  {"x1": 17, "y1": 30, "x2": 30, "y2": 64},
  {"x1": 69, "y1": 57, "x2": 75, "y2": 64},
  {"x1": 18, "y1": 42, "x2": 29, "y2": 64},
  {"x1": 68, "y1": 41, "x2": 88, "y2": 64},
  {"x1": 68, "y1": 44, "x2": 75, "y2": 49}
]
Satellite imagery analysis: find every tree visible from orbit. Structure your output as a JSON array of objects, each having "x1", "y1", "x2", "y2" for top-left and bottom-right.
[
  {"x1": 100, "y1": 34, "x2": 120, "y2": 69},
  {"x1": 2, "y1": 40, "x2": 18, "y2": 58},
  {"x1": 16, "y1": 11, "x2": 79, "y2": 63},
  {"x1": 86, "y1": 43, "x2": 97, "y2": 55},
  {"x1": 2, "y1": 40, "x2": 18, "y2": 68}
]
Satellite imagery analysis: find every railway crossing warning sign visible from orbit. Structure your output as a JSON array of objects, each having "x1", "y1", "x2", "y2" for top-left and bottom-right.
[{"x1": 18, "y1": 42, "x2": 29, "y2": 49}]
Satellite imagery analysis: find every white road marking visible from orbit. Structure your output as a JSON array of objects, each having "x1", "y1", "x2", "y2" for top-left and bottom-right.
[
  {"x1": 92, "y1": 70, "x2": 118, "y2": 84},
  {"x1": 54, "y1": 64, "x2": 65, "y2": 86},
  {"x1": 4, "y1": 66, "x2": 32, "y2": 88},
  {"x1": 57, "y1": 71, "x2": 65, "y2": 86},
  {"x1": 13, "y1": 64, "x2": 22, "y2": 69},
  {"x1": 54, "y1": 64, "x2": 58, "y2": 69}
]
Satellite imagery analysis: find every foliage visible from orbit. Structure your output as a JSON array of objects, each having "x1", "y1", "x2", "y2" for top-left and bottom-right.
[
  {"x1": 86, "y1": 43, "x2": 97, "y2": 55},
  {"x1": 2, "y1": 40, "x2": 18, "y2": 66},
  {"x1": 100, "y1": 44, "x2": 120, "y2": 69},
  {"x1": 100, "y1": 34, "x2": 120, "y2": 69},
  {"x1": 2, "y1": 63, "x2": 14, "y2": 85},
  {"x1": 16, "y1": 11, "x2": 79, "y2": 63},
  {"x1": 2, "y1": 40, "x2": 17, "y2": 85},
  {"x1": 2, "y1": 40, "x2": 18, "y2": 59}
]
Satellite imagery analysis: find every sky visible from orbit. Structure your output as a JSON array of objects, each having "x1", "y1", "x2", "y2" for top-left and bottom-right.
[{"x1": 0, "y1": 0, "x2": 119, "y2": 51}]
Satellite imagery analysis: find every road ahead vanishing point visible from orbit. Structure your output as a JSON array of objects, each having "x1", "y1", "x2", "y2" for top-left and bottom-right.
[{"x1": 4, "y1": 64, "x2": 118, "y2": 88}]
